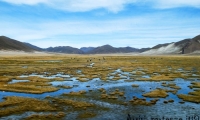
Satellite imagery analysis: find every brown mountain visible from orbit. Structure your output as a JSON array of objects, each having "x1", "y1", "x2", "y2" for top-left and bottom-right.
[
  {"x1": 45, "y1": 46, "x2": 84, "y2": 54},
  {"x1": 142, "y1": 34, "x2": 200, "y2": 54},
  {"x1": 151, "y1": 43, "x2": 171, "y2": 49},
  {"x1": 1, "y1": 34, "x2": 199, "y2": 54},
  {"x1": 181, "y1": 35, "x2": 200, "y2": 54},
  {"x1": 0, "y1": 36, "x2": 34, "y2": 52},
  {"x1": 87, "y1": 45, "x2": 147, "y2": 54},
  {"x1": 80, "y1": 47, "x2": 95, "y2": 53},
  {"x1": 24, "y1": 42, "x2": 44, "y2": 51}
]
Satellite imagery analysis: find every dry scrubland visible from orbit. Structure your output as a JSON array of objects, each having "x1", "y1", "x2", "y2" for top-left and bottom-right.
[{"x1": 0, "y1": 54, "x2": 200, "y2": 119}]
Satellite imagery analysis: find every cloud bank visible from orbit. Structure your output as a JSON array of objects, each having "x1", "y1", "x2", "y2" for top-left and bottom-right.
[
  {"x1": 1, "y1": 0, "x2": 200, "y2": 13},
  {"x1": 1, "y1": 0, "x2": 137, "y2": 13}
]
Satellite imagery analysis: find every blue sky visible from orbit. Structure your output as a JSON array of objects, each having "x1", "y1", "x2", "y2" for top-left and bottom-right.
[{"x1": 0, "y1": 0, "x2": 200, "y2": 48}]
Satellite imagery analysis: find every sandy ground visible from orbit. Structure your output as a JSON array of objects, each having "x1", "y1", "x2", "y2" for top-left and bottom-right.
[
  {"x1": 0, "y1": 51, "x2": 44, "y2": 56},
  {"x1": 0, "y1": 50, "x2": 67, "y2": 57},
  {"x1": 0, "y1": 50, "x2": 140, "y2": 57},
  {"x1": 0, "y1": 50, "x2": 199, "y2": 57},
  {"x1": 141, "y1": 43, "x2": 181, "y2": 55}
]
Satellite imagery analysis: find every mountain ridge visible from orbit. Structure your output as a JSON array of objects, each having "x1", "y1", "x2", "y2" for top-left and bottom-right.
[
  {"x1": 80, "y1": 47, "x2": 95, "y2": 53},
  {"x1": 1, "y1": 34, "x2": 200, "y2": 54},
  {"x1": 45, "y1": 46, "x2": 84, "y2": 54},
  {"x1": 143, "y1": 34, "x2": 200, "y2": 55},
  {"x1": 0, "y1": 36, "x2": 34, "y2": 52},
  {"x1": 87, "y1": 45, "x2": 146, "y2": 54}
]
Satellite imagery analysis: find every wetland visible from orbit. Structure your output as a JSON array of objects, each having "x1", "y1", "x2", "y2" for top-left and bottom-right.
[{"x1": 0, "y1": 54, "x2": 199, "y2": 119}]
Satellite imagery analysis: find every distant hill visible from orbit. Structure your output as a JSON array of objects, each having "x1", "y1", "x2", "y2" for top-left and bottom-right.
[
  {"x1": 151, "y1": 43, "x2": 171, "y2": 49},
  {"x1": 45, "y1": 46, "x2": 84, "y2": 54},
  {"x1": 24, "y1": 42, "x2": 44, "y2": 51},
  {"x1": 0, "y1": 36, "x2": 34, "y2": 52},
  {"x1": 1, "y1": 34, "x2": 199, "y2": 54},
  {"x1": 139, "y1": 48, "x2": 151, "y2": 52},
  {"x1": 87, "y1": 45, "x2": 144, "y2": 54},
  {"x1": 44, "y1": 45, "x2": 147, "y2": 54},
  {"x1": 87, "y1": 45, "x2": 116, "y2": 54},
  {"x1": 80, "y1": 47, "x2": 95, "y2": 53},
  {"x1": 181, "y1": 35, "x2": 200, "y2": 54},
  {"x1": 142, "y1": 34, "x2": 200, "y2": 54}
]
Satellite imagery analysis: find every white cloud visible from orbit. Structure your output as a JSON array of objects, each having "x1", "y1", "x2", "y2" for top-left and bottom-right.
[
  {"x1": 1, "y1": 0, "x2": 200, "y2": 11},
  {"x1": 148, "y1": 0, "x2": 200, "y2": 9},
  {"x1": 49, "y1": 0, "x2": 138, "y2": 13},
  {"x1": 1, "y1": 0, "x2": 48, "y2": 5},
  {"x1": 0, "y1": 17, "x2": 147, "y2": 44},
  {"x1": 1, "y1": 0, "x2": 137, "y2": 13},
  {"x1": 30, "y1": 39, "x2": 105, "y2": 48},
  {"x1": 1, "y1": 10, "x2": 200, "y2": 48}
]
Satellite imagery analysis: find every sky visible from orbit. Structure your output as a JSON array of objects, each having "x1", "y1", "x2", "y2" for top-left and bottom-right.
[{"x1": 0, "y1": 0, "x2": 200, "y2": 48}]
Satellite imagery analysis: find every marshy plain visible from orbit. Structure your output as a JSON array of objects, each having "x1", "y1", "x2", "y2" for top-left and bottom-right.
[{"x1": 0, "y1": 54, "x2": 199, "y2": 120}]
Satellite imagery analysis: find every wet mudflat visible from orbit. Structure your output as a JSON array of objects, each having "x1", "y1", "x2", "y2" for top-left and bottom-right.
[{"x1": 0, "y1": 55, "x2": 199, "y2": 119}]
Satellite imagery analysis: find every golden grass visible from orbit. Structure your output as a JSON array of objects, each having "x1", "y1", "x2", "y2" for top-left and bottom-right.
[
  {"x1": 0, "y1": 96, "x2": 57, "y2": 117},
  {"x1": 77, "y1": 112, "x2": 97, "y2": 119},
  {"x1": 150, "y1": 74, "x2": 174, "y2": 81},
  {"x1": 54, "y1": 98, "x2": 94, "y2": 109},
  {"x1": 168, "y1": 99, "x2": 174, "y2": 103},
  {"x1": 101, "y1": 94, "x2": 108, "y2": 99},
  {"x1": 53, "y1": 77, "x2": 64, "y2": 81},
  {"x1": 132, "y1": 84, "x2": 139, "y2": 87},
  {"x1": 162, "y1": 83, "x2": 181, "y2": 89},
  {"x1": 25, "y1": 112, "x2": 65, "y2": 120},
  {"x1": 0, "y1": 76, "x2": 13, "y2": 82},
  {"x1": 100, "y1": 89, "x2": 125, "y2": 100},
  {"x1": 190, "y1": 82, "x2": 200, "y2": 88},
  {"x1": 164, "y1": 89, "x2": 178, "y2": 94},
  {"x1": 129, "y1": 96, "x2": 158, "y2": 106},
  {"x1": 0, "y1": 76, "x2": 60, "y2": 93},
  {"x1": 178, "y1": 80, "x2": 200, "y2": 103},
  {"x1": 0, "y1": 55, "x2": 200, "y2": 118},
  {"x1": 15, "y1": 76, "x2": 50, "y2": 82},
  {"x1": 121, "y1": 67, "x2": 134, "y2": 72},
  {"x1": 188, "y1": 90, "x2": 200, "y2": 96},
  {"x1": 62, "y1": 90, "x2": 86, "y2": 96},
  {"x1": 99, "y1": 88, "x2": 106, "y2": 92},
  {"x1": 135, "y1": 71, "x2": 144, "y2": 75},
  {"x1": 178, "y1": 94, "x2": 200, "y2": 103},
  {"x1": 76, "y1": 77, "x2": 89, "y2": 82},
  {"x1": 1, "y1": 55, "x2": 199, "y2": 82},
  {"x1": 111, "y1": 76, "x2": 121, "y2": 81},
  {"x1": 108, "y1": 95, "x2": 118, "y2": 99},
  {"x1": 169, "y1": 85, "x2": 181, "y2": 89},
  {"x1": 143, "y1": 89, "x2": 168, "y2": 98},
  {"x1": 0, "y1": 82, "x2": 58, "y2": 94}
]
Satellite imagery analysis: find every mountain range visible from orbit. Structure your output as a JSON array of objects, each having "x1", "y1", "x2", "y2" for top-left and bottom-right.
[
  {"x1": 142, "y1": 34, "x2": 200, "y2": 55},
  {"x1": 0, "y1": 36, "x2": 34, "y2": 52},
  {"x1": 0, "y1": 34, "x2": 200, "y2": 54}
]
